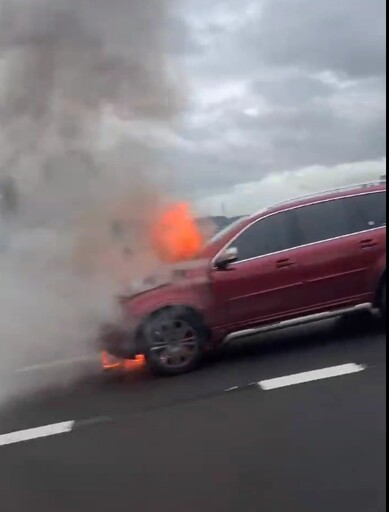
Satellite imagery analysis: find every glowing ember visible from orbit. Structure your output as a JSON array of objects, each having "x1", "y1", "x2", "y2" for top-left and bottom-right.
[{"x1": 152, "y1": 202, "x2": 203, "y2": 263}]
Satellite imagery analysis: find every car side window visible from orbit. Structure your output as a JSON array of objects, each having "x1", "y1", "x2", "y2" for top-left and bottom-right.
[
  {"x1": 233, "y1": 211, "x2": 298, "y2": 261},
  {"x1": 294, "y1": 199, "x2": 352, "y2": 245},
  {"x1": 346, "y1": 192, "x2": 386, "y2": 231}
]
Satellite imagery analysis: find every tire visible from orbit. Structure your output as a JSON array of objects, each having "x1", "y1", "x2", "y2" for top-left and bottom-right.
[{"x1": 143, "y1": 308, "x2": 208, "y2": 376}]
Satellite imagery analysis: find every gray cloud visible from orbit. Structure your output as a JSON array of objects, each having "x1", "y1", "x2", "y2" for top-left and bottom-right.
[
  {"x1": 256, "y1": 0, "x2": 386, "y2": 79},
  {"x1": 169, "y1": 0, "x2": 386, "y2": 200},
  {"x1": 189, "y1": 0, "x2": 386, "y2": 80},
  {"x1": 170, "y1": 83, "x2": 386, "y2": 198},
  {"x1": 252, "y1": 75, "x2": 335, "y2": 107}
]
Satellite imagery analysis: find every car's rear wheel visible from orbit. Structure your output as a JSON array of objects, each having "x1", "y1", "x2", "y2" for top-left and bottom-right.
[{"x1": 143, "y1": 308, "x2": 207, "y2": 376}]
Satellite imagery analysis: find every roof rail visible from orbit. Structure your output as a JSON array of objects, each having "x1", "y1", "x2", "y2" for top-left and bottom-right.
[{"x1": 260, "y1": 180, "x2": 386, "y2": 213}]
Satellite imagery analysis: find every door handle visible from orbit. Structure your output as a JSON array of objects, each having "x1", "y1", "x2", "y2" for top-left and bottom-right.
[
  {"x1": 359, "y1": 239, "x2": 378, "y2": 249},
  {"x1": 276, "y1": 258, "x2": 295, "y2": 269}
]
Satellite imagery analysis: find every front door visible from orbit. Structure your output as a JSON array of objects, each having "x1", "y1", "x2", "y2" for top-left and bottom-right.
[{"x1": 212, "y1": 210, "x2": 305, "y2": 330}]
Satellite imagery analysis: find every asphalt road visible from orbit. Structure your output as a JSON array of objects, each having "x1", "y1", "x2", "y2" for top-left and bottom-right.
[{"x1": 0, "y1": 316, "x2": 386, "y2": 512}]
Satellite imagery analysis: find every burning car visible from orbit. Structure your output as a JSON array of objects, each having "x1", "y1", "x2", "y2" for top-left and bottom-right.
[{"x1": 100, "y1": 182, "x2": 386, "y2": 376}]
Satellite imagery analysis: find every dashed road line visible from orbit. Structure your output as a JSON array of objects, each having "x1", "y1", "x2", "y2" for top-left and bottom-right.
[
  {"x1": 0, "y1": 421, "x2": 75, "y2": 447},
  {"x1": 2, "y1": 362, "x2": 368, "y2": 448},
  {"x1": 258, "y1": 363, "x2": 366, "y2": 391},
  {"x1": 225, "y1": 386, "x2": 240, "y2": 392}
]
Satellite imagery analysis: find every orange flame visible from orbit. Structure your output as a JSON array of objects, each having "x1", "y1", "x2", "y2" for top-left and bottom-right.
[
  {"x1": 101, "y1": 351, "x2": 145, "y2": 372},
  {"x1": 152, "y1": 202, "x2": 203, "y2": 264},
  {"x1": 101, "y1": 351, "x2": 122, "y2": 371}
]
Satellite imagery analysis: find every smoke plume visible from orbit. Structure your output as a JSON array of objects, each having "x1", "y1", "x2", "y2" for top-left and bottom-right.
[{"x1": 0, "y1": 0, "x2": 181, "y2": 398}]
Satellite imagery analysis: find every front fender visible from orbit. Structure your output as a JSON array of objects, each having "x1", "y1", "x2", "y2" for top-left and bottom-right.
[{"x1": 122, "y1": 282, "x2": 210, "y2": 323}]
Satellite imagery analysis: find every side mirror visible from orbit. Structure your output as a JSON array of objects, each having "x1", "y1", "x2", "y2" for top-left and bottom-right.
[{"x1": 215, "y1": 247, "x2": 238, "y2": 270}]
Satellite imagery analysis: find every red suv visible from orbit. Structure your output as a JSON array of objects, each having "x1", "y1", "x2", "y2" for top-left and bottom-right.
[{"x1": 101, "y1": 181, "x2": 386, "y2": 376}]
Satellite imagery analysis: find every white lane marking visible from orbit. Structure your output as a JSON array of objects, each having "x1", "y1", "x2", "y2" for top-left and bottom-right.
[
  {"x1": 258, "y1": 363, "x2": 366, "y2": 391},
  {"x1": 15, "y1": 356, "x2": 98, "y2": 373},
  {"x1": 0, "y1": 421, "x2": 75, "y2": 447},
  {"x1": 225, "y1": 386, "x2": 239, "y2": 392}
]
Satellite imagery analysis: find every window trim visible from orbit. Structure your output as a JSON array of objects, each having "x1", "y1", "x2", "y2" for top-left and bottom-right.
[{"x1": 212, "y1": 190, "x2": 386, "y2": 268}]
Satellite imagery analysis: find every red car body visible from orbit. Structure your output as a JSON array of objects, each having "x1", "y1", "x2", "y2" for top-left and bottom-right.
[{"x1": 102, "y1": 181, "x2": 386, "y2": 375}]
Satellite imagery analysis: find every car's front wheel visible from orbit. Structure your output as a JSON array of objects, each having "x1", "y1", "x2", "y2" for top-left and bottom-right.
[{"x1": 143, "y1": 308, "x2": 208, "y2": 376}]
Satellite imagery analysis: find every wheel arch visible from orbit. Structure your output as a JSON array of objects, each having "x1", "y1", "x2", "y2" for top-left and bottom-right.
[{"x1": 374, "y1": 268, "x2": 386, "y2": 308}]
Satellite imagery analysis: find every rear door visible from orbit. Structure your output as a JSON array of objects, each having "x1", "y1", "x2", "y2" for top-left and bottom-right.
[
  {"x1": 293, "y1": 192, "x2": 386, "y2": 308},
  {"x1": 211, "y1": 210, "x2": 306, "y2": 330},
  {"x1": 345, "y1": 191, "x2": 386, "y2": 294}
]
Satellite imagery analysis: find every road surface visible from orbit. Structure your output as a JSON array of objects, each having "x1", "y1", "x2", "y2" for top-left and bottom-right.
[{"x1": 0, "y1": 317, "x2": 386, "y2": 512}]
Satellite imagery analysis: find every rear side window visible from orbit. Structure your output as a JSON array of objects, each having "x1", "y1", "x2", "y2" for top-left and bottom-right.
[
  {"x1": 295, "y1": 191, "x2": 387, "y2": 246},
  {"x1": 294, "y1": 199, "x2": 351, "y2": 245},
  {"x1": 233, "y1": 211, "x2": 298, "y2": 261},
  {"x1": 346, "y1": 192, "x2": 386, "y2": 231}
]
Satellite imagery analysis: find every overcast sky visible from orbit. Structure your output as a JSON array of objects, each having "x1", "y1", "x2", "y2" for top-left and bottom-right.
[
  {"x1": 163, "y1": 0, "x2": 386, "y2": 214},
  {"x1": 2, "y1": 0, "x2": 384, "y2": 217}
]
